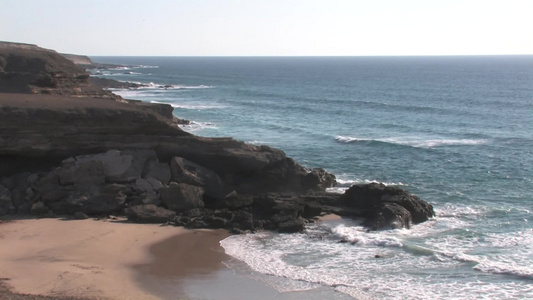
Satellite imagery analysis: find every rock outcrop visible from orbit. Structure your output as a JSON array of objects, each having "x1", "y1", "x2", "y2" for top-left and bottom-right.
[
  {"x1": 0, "y1": 41, "x2": 435, "y2": 232},
  {"x1": 0, "y1": 149, "x2": 338, "y2": 232},
  {"x1": 339, "y1": 183, "x2": 435, "y2": 229},
  {"x1": 0, "y1": 41, "x2": 117, "y2": 98}
]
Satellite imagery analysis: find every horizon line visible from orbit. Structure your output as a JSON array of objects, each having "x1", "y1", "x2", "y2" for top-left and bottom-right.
[{"x1": 86, "y1": 53, "x2": 533, "y2": 57}]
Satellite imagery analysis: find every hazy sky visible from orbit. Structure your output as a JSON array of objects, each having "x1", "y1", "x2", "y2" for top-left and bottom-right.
[{"x1": 1, "y1": 0, "x2": 532, "y2": 56}]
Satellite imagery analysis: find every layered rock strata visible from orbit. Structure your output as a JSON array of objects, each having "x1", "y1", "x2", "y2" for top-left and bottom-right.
[{"x1": 0, "y1": 42, "x2": 118, "y2": 98}]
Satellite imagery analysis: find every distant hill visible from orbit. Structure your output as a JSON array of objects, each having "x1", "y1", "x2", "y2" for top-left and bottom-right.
[{"x1": 60, "y1": 53, "x2": 93, "y2": 66}]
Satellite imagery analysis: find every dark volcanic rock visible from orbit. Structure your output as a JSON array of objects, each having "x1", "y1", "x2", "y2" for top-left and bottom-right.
[
  {"x1": 160, "y1": 182, "x2": 205, "y2": 212},
  {"x1": 142, "y1": 160, "x2": 171, "y2": 184},
  {"x1": 236, "y1": 157, "x2": 337, "y2": 195},
  {"x1": 170, "y1": 157, "x2": 233, "y2": 200},
  {"x1": 223, "y1": 192, "x2": 253, "y2": 209},
  {"x1": 0, "y1": 184, "x2": 14, "y2": 215},
  {"x1": 73, "y1": 211, "x2": 89, "y2": 220},
  {"x1": 278, "y1": 218, "x2": 306, "y2": 233},
  {"x1": 89, "y1": 77, "x2": 145, "y2": 89},
  {"x1": 364, "y1": 202, "x2": 413, "y2": 230},
  {"x1": 65, "y1": 184, "x2": 127, "y2": 215},
  {"x1": 231, "y1": 211, "x2": 254, "y2": 231},
  {"x1": 125, "y1": 204, "x2": 175, "y2": 223},
  {"x1": 30, "y1": 201, "x2": 50, "y2": 216},
  {"x1": 341, "y1": 183, "x2": 435, "y2": 229}
]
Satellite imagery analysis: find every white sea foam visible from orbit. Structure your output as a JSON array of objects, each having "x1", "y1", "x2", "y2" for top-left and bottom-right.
[
  {"x1": 220, "y1": 232, "x2": 374, "y2": 299},
  {"x1": 107, "y1": 81, "x2": 213, "y2": 91},
  {"x1": 179, "y1": 121, "x2": 217, "y2": 132},
  {"x1": 246, "y1": 140, "x2": 269, "y2": 145},
  {"x1": 337, "y1": 178, "x2": 405, "y2": 187},
  {"x1": 107, "y1": 66, "x2": 131, "y2": 71},
  {"x1": 435, "y1": 203, "x2": 488, "y2": 218},
  {"x1": 446, "y1": 251, "x2": 533, "y2": 279},
  {"x1": 106, "y1": 64, "x2": 159, "y2": 70},
  {"x1": 109, "y1": 89, "x2": 148, "y2": 98},
  {"x1": 474, "y1": 260, "x2": 533, "y2": 279},
  {"x1": 135, "y1": 64, "x2": 159, "y2": 69},
  {"x1": 221, "y1": 219, "x2": 533, "y2": 300},
  {"x1": 334, "y1": 135, "x2": 489, "y2": 148},
  {"x1": 326, "y1": 178, "x2": 405, "y2": 193},
  {"x1": 149, "y1": 100, "x2": 225, "y2": 110},
  {"x1": 140, "y1": 82, "x2": 213, "y2": 89},
  {"x1": 331, "y1": 224, "x2": 404, "y2": 247}
]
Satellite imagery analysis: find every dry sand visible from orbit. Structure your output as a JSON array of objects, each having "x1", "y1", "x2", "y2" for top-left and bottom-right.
[{"x1": 0, "y1": 217, "x2": 230, "y2": 300}]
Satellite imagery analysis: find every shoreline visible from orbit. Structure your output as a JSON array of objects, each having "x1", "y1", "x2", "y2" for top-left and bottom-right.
[
  {"x1": 133, "y1": 229, "x2": 231, "y2": 299},
  {"x1": 0, "y1": 217, "x2": 231, "y2": 300}
]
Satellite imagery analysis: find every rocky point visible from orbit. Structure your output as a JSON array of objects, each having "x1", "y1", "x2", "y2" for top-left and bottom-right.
[{"x1": 0, "y1": 41, "x2": 435, "y2": 232}]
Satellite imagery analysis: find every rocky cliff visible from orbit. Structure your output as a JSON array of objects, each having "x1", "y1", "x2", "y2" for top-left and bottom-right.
[
  {"x1": 0, "y1": 41, "x2": 117, "y2": 98},
  {"x1": 0, "y1": 42, "x2": 434, "y2": 232}
]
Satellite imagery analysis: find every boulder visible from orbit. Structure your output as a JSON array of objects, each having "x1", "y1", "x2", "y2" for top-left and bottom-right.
[
  {"x1": 30, "y1": 201, "x2": 50, "y2": 215},
  {"x1": 303, "y1": 202, "x2": 323, "y2": 218},
  {"x1": 231, "y1": 211, "x2": 254, "y2": 231},
  {"x1": 252, "y1": 194, "x2": 305, "y2": 231},
  {"x1": 73, "y1": 211, "x2": 89, "y2": 219},
  {"x1": 224, "y1": 192, "x2": 253, "y2": 209},
  {"x1": 170, "y1": 157, "x2": 233, "y2": 200},
  {"x1": 66, "y1": 184, "x2": 127, "y2": 215},
  {"x1": 129, "y1": 177, "x2": 162, "y2": 206},
  {"x1": 341, "y1": 183, "x2": 434, "y2": 229},
  {"x1": 0, "y1": 185, "x2": 14, "y2": 215},
  {"x1": 73, "y1": 150, "x2": 157, "y2": 183},
  {"x1": 57, "y1": 159, "x2": 105, "y2": 186},
  {"x1": 205, "y1": 215, "x2": 229, "y2": 228},
  {"x1": 363, "y1": 203, "x2": 413, "y2": 230},
  {"x1": 278, "y1": 218, "x2": 306, "y2": 233},
  {"x1": 142, "y1": 160, "x2": 171, "y2": 184},
  {"x1": 170, "y1": 157, "x2": 206, "y2": 186},
  {"x1": 6, "y1": 173, "x2": 38, "y2": 213},
  {"x1": 237, "y1": 158, "x2": 336, "y2": 195},
  {"x1": 304, "y1": 168, "x2": 337, "y2": 191},
  {"x1": 36, "y1": 173, "x2": 69, "y2": 203},
  {"x1": 125, "y1": 204, "x2": 175, "y2": 223},
  {"x1": 160, "y1": 182, "x2": 205, "y2": 212},
  {"x1": 134, "y1": 177, "x2": 160, "y2": 193}
]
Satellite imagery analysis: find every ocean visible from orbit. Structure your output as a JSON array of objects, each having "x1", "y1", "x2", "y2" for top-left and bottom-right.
[{"x1": 91, "y1": 56, "x2": 532, "y2": 299}]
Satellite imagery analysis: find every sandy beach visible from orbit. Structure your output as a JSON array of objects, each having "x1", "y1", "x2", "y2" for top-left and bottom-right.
[{"x1": 0, "y1": 217, "x2": 230, "y2": 300}]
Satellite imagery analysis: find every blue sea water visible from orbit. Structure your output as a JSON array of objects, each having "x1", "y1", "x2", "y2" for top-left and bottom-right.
[{"x1": 92, "y1": 56, "x2": 533, "y2": 299}]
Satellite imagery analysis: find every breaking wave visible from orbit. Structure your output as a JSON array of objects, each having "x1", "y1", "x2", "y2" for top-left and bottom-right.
[{"x1": 335, "y1": 135, "x2": 489, "y2": 148}]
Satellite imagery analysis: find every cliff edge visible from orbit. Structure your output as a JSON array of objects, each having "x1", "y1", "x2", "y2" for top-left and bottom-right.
[{"x1": 0, "y1": 41, "x2": 117, "y2": 98}]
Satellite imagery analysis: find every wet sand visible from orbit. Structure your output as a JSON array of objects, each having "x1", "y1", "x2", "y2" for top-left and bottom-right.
[
  {"x1": 0, "y1": 217, "x2": 229, "y2": 299},
  {"x1": 133, "y1": 229, "x2": 231, "y2": 299}
]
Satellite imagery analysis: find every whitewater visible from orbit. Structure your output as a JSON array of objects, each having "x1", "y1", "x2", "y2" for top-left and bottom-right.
[{"x1": 92, "y1": 56, "x2": 533, "y2": 299}]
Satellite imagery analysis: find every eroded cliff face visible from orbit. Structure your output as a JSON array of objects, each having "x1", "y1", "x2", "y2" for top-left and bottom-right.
[{"x1": 0, "y1": 41, "x2": 117, "y2": 98}]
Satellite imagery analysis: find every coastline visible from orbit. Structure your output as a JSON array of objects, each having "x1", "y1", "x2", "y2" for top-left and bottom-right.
[
  {"x1": 0, "y1": 218, "x2": 353, "y2": 300},
  {"x1": 0, "y1": 217, "x2": 231, "y2": 300}
]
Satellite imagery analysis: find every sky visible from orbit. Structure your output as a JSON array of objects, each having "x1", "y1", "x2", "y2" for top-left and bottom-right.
[{"x1": 1, "y1": 0, "x2": 532, "y2": 56}]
